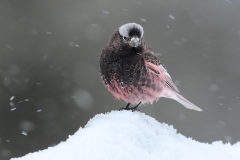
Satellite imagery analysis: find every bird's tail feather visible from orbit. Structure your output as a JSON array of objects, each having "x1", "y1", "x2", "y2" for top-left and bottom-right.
[
  {"x1": 174, "y1": 92, "x2": 202, "y2": 111},
  {"x1": 164, "y1": 90, "x2": 202, "y2": 111}
]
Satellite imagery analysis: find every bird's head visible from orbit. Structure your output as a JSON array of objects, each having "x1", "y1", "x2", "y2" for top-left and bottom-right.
[{"x1": 118, "y1": 23, "x2": 144, "y2": 48}]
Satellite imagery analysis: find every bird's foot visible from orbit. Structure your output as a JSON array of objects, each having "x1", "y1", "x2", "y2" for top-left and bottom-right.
[
  {"x1": 119, "y1": 102, "x2": 141, "y2": 112},
  {"x1": 119, "y1": 107, "x2": 140, "y2": 112}
]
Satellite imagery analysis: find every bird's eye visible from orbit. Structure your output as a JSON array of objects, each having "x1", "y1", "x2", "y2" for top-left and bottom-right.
[{"x1": 123, "y1": 36, "x2": 127, "y2": 41}]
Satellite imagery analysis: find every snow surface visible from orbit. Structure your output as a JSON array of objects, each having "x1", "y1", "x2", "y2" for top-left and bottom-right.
[{"x1": 12, "y1": 111, "x2": 240, "y2": 160}]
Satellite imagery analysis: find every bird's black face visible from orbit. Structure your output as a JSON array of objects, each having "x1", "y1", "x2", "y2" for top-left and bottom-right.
[
  {"x1": 122, "y1": 34, "x2": 141, "y2": 48},
  {"x1": 118, "y1": 23, "x2": 144, "y2": 48}
]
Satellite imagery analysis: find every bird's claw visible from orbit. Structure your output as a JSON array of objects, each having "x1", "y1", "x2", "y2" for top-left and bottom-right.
[
  {"x1": 119, "y1": 107, "x2": 140, "y2": 112},
  {"x1": 119, "y1": 102, "x2": 141, "y2": 112}
]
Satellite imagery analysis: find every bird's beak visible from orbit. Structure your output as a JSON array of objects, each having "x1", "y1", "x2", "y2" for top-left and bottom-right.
[{"x1": 129, "y1": 37, "x2": 141, "y2": 47}]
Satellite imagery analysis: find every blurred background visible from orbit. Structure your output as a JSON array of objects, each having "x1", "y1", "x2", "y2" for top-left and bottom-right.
[{"x1": 0, "y1": 0, "x2": 240, "y2": 159}]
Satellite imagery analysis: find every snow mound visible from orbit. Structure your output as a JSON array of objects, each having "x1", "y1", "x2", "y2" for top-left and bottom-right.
[{"x1": 12, "y1": 111, "x2": 240, "y2": 160}]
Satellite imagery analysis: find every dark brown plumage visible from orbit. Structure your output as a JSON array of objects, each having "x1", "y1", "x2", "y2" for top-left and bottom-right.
[{"x1": 99, "y1": 23, "x2": 202, "y2": 111}]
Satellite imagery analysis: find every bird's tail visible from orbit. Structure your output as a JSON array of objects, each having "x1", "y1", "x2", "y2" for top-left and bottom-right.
[{"x1": 164, "y1": 90, "x2": 202, "y2": 111}]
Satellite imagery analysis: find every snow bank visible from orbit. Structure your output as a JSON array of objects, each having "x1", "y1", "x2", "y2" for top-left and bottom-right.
[{"x1": 12, "y1": 111, "x2": 240, "y2": 160}]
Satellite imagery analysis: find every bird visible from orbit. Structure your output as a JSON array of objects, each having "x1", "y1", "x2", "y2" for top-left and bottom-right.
[{"x1": 99, "y1": 22, "x2": 202, "y2": 112}]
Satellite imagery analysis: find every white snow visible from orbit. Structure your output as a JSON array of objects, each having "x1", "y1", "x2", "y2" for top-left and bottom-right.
[
  {"x1": 36, "y1": 109, "x2": 42, "y2": 112},
  {"x1": 72, "y1": 89, "x2": 94, "y2": 110},
  {"x1": 9, "y1": 102, "x2": 15, "y2": 107},
  {"x1": 224, "y1": 0, "x2": 232, "y2": 4},
  {"x1": 10, "y1": 107, "x2": 16, "y2": 111},
  {"x1": 102, "y1": 11, "x2": 109, "y2": 14},
  {"x1": 10, "y1": 96, "x2": 15, "y2": 101},
  {"x1": 46, "y1": 32, "x2": 52, "y2": 35},
  {"x1": 168, "y1": 14, "x2": 175, "y2": 20},
  {"x1": 12, "y1": 111, "x2": 240, "y2": 160},
  {"x1": 140, "y1": 18, "x2": 147, "y2": 22},
  {"x1": 21, "y1": 131, "x2": 27, "y2": 136}
]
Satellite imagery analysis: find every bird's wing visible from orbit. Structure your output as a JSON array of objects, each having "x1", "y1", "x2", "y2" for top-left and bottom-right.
[{"x1": 143, "y1": 52, "x2": 180, "y2": 93}]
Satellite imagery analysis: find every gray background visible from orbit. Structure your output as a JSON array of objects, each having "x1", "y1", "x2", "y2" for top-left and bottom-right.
[{"x1": 1, "y1": 0, "x2": 240, "y2": 159}]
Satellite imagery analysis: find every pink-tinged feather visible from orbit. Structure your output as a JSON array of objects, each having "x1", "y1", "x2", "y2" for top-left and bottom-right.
[
  {"x1": 145, "y1": 61, "x2": 180, "y2": 93},
  {"x1": 164, "y1": 89, "x2": 202, "y2": 111},
  {"x1": 106, "y1": 61, "x2": 202, "y2": 111},
  {"x1": 100, "y1": 23, "x2": 202, "y2": 111},
  {"x1": 145, "y1": 61, "x2": 202, "y2": 111}
]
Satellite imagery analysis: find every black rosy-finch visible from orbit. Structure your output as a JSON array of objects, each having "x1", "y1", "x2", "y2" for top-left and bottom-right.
[{"x1": 99, "y1": 22, "x2": 202, "y2": 111}]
